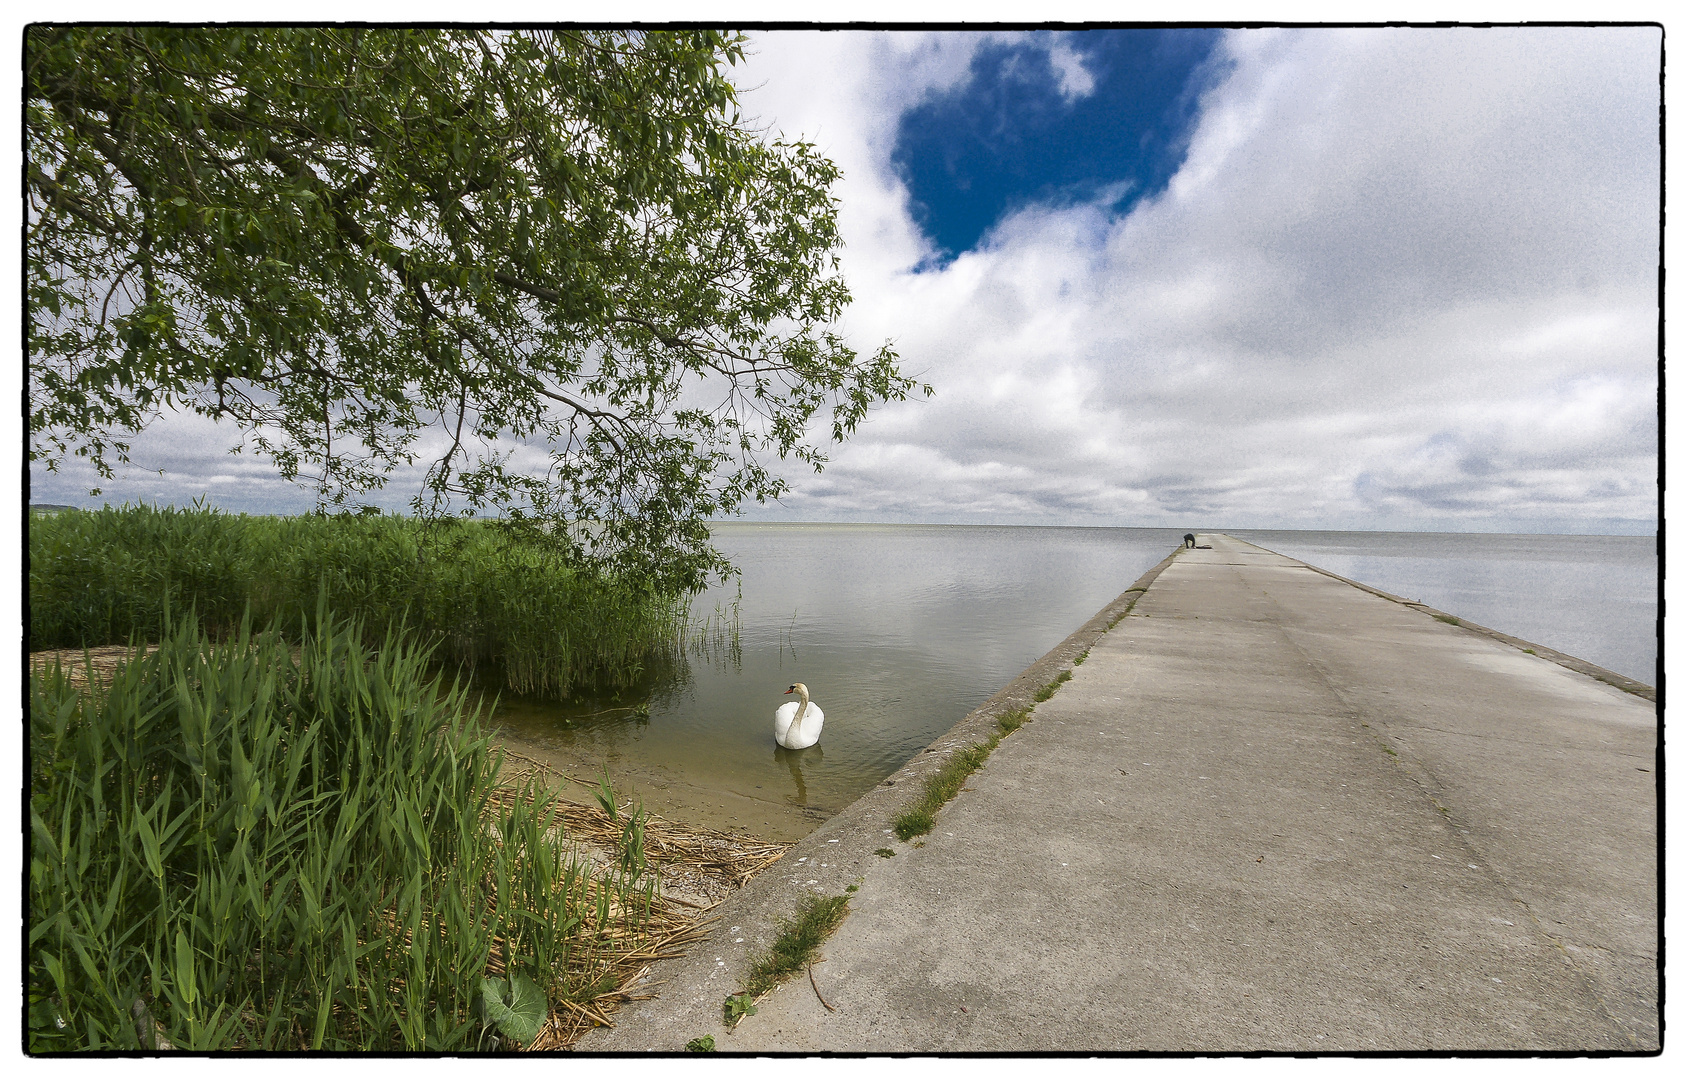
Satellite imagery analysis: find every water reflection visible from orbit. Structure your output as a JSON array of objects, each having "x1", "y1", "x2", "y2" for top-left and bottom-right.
[
  {"x1": 774, "y1": 744, "x2": 821, "y2": 807},
  {"x1": 490, "y1": 523, "x2": 1186, "y2": 837}
]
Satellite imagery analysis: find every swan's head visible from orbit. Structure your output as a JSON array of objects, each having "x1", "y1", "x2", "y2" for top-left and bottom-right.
[{"x1": 785, "y1": 683, "x2": 808, "y2": 697}]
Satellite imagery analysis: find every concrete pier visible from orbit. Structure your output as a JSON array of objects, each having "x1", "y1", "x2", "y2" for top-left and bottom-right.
[{"x1": 579, "y1": 535, "x2": 1658, "y2": 1053}]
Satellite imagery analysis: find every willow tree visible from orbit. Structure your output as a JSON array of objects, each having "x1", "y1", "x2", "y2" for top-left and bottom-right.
[{"x1": 27, "y1": 27, "x2": 922, "y2": 590}]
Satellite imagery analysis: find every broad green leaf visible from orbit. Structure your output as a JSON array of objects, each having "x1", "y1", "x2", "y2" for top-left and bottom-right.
[{"x1": 485, "y1": 973, "x2": 547, "y2": 1045}]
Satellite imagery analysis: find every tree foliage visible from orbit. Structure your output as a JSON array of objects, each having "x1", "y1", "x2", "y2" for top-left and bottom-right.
[{"x1": 27, "y1": 27, "x2": 924, "y2": 590}]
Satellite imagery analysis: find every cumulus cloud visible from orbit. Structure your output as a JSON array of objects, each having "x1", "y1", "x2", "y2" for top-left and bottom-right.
[
  {"x1": 730, "y1": 26, "x2": 1659, "y2": 534},
  {"x1": 34, "y1": 28, "x2": 1660, "y2": 536}
]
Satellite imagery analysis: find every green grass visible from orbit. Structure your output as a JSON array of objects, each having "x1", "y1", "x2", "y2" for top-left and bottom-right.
[
  {"x1": 893, "y1": 700, "x2": 1044, "y2": 842},
  {"x1": 996, "y1": 706, "x2": 1030, "y2": 733},
  {"x1": 1433, "y1": 614, "x2": 1461, "y2": 626},
  {"x1": 29, "y1": 503, "x2": 690, "y2": 698},
  {"x1": 1033, "y1": 669, "x2": 1072, "y2": 702},
  {"x1": 27, "y1": 605, "x2": 666, "y2": 1051},
  {"x1": 739, "y1": 894, "x2": 852, "y2": 1002}
]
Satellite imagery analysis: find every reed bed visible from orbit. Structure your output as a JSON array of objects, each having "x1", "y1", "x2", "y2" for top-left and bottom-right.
[
  {"x1": 28, "y1": 503, "x2": 690, "y2": 699},
  {"x1": 26, "y1": 608, "x2": 743, "y2": 1052}
]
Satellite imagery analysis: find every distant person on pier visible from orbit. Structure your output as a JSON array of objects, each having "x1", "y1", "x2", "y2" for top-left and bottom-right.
[{"x1": 1184, "y1": 533, "x2": 1196, "y2": 549}]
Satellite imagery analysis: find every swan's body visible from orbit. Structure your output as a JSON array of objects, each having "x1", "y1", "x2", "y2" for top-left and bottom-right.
[{"x1": 774, "y1": 682, "x2": 825, "y2": 749}]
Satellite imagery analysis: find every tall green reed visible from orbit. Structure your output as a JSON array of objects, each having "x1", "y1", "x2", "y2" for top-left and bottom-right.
[
  {"x1": 27, "y1": 605, "x2": 659, "y2": 1051},
  {"x1": 28, "y1": 504, "x2": 690, "y2": 699}
]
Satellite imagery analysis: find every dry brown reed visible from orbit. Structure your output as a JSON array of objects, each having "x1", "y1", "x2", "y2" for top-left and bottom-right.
[{"x1": 482, "y1": 751, "x2": 788, "y2": 1048}]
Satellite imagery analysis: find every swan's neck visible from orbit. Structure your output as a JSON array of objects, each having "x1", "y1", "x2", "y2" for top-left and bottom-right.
[{"x1": 793, "y1": 689, "x2": 810, "y2": 726}]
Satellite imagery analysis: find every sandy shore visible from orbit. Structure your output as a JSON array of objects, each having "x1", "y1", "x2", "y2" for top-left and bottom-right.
[{"x1": 487, "y1": 723, "x2": 827, "y2": 843}]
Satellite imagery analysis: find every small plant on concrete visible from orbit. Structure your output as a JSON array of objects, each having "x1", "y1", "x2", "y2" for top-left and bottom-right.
[
  {"x1": 741, "y1": 894, "x2": 851, "y2": 1001},
  {"x1": 686, "y1": 1034, "x2": 716, "y2": 1051},
  {"x1": 1033, "y1": 670, "x2": 1073, "y2": 702},
  {"x1": 875, "y1": 848, "x2": 895, "y2": 858},
  {"x1": 1073, "y1": 648, "x2": 1090, "y2": 666},
  {"x1": 1434, "y1": 614, "x2": 1460, "y2": 625},
  {"x1": 723, "y1": 994, "x2": 758, "y2": 1026},
  {"x1": 1107, "y1": 593, "x2": 1146, "y2": 629},
  {"x1": 996, "y1": 707, "x2": 1030, "y2": 734},
  {"x1": 895, "y1": 742, "x2": 992, "y2": 840},
  {"x1": 892, "y1": 704, "x2": 1043, "y2": 841}
]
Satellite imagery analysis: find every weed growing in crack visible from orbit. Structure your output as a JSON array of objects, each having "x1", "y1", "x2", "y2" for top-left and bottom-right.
[
  {"x1": 892, "y1": 707, "x2": 1042, "y2": 841},
  {"x1": 738, "y1": 894, "x2": 851, "y2": 1003}
]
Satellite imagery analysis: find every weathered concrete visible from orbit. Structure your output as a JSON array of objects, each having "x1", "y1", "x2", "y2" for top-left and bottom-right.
[{"x1": 578, "y1": 534, "x2": 1658, "y2": 1053}]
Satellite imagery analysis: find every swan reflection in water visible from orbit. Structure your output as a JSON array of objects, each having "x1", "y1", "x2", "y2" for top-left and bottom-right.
[{"x1": 773, "y1": 743, "x2": 822, "y2": 807}]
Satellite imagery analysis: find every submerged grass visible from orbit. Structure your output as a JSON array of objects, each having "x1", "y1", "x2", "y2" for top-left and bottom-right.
[
  {"x1": 26, "y1": 605, "x2": 692, "y2": 1052},
  {"x1": 29, "y1": 503, "x2": 689, "y2": 698}
]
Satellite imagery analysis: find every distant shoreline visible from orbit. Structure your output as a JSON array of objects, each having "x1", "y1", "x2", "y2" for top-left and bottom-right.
[{"x1": 25, "y1": 504, "x2": 1656, "y2": 538}]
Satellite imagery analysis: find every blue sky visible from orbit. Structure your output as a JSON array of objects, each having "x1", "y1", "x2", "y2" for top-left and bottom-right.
[
  {"x1": 893, "y1": 30, "x2": 1223, "y2": 259},
  {"x1": 26, "y1": 27, "x2": 1662, "y2": 536}
]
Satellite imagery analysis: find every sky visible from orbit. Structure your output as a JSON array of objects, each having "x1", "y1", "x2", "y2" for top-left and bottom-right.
[{"x1": 24, "y1": 25, "x2": 1663, "y2": 535}]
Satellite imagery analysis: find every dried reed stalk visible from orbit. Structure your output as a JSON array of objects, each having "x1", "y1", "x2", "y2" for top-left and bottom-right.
[
  {"x1": 489, "y1": 751, "x2": 788, "y2": 1049},
  {"x1": 495, "y1": 751, "x2": 789, "y2": 887}
]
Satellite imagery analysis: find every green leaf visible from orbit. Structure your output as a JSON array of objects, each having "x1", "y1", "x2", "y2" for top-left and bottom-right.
[
  {"x1": 481, "y1": 974, "x2": 546, "y2": 1045},
  {"x1": 25, "y1": 27, "x2": 915, "y2": 593},
  {"x1": 173, "y1": 930, "x2": 197, "y2": 1007}
]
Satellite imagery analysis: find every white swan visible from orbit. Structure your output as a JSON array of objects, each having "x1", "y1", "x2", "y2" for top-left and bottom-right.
[{"x1": 774, "y1": 682, "x2": 825, "y2": 749}]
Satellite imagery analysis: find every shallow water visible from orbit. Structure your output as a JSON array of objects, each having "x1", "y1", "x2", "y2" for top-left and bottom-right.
[
  {"x1": 492, "y1": 524, "x2": 1657, "y2": 839},
  {"x1": 492, "y1": 524, "x2": 1184, "y2": 839}
]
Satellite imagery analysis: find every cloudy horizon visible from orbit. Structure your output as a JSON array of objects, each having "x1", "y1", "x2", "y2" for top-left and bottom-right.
[{"x1": 26, "y1": 26, "x2": 1662, "y2": 536}]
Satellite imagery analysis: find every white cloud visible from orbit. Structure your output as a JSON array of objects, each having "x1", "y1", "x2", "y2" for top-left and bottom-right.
[
  {"x1": 1045, "y1": 36, "x2": 1098, "y2": 102},
  {"x1": 730, "y1": 27, "x2": 1659, "y2": 534},
  {"x1": 36, "y1": 28, "x2": 1659, "y2": 536}
]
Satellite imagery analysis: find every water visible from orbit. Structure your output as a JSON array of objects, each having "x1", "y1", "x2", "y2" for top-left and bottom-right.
[
  {"x1": 1230, "y1": 530, "x2": 1658, "y2": 685},
  {"x1": 492, "y1": 525, "x2": 1656, "y2": 840},
  {"x1": 492, "y1": 524, "x2": 1184, "y2": 838}
]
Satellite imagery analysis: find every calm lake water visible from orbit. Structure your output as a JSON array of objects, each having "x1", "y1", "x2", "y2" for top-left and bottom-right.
[
  {"x1": 1230, "y1": 530, "x2": 1658, "y2": 685},
  {"x1": 492, "y1": 524, "x2": 1657, "y2": 839}
]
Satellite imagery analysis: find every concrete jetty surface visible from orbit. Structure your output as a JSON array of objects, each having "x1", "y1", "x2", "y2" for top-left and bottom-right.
[{"x1": 579, "y1": 534, "x2": 1658, "y2": 1053}]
